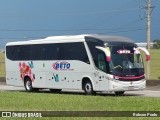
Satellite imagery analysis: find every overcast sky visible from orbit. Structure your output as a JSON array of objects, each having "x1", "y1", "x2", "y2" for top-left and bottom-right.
[{"x1": 0, "y1": 0, "x2": 160, "y2": 47}]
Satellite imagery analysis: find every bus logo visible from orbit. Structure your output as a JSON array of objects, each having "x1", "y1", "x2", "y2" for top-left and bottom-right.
[
  {"x1": 52, "y1": 61, "x2": 73, "y2": 70},
  {"x1": 117, "y1": 49, "x2": 131, "y2": 54}
]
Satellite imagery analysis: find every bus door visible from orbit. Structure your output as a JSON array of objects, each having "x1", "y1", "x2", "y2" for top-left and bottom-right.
[{"x1": 97, "y1": 51, "x2": 110, "y2": 91}]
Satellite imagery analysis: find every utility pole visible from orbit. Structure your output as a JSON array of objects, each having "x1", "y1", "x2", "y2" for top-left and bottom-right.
[
  {"x1": 146, "y1": 0, "x2": 150, "y2": 80},
  {"x1": 145, "y1": 0, "x2": 154, "y2": 80},
  {"x1": 147, "y1": 0, "x2": 151, "y2": 50}
]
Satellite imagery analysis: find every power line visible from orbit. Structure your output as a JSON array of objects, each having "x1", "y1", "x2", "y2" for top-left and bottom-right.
[
  {"x1": 57, "y1": 8, "x2": 140, "y2": 15},
  {"x1": 72, "y1": 0, "x2": 140, "y2": 31},
  {"x1": 99, "y1": 28, "x2": 146, "y2": 34}
]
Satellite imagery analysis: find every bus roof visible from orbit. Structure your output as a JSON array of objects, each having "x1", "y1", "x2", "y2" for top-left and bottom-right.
[
  {"x1": 85, "y1": 34, "x2": 134, "y2": 43},
  {"x1": 6, "y1": 34, "x2": 134, "y2": 46}
]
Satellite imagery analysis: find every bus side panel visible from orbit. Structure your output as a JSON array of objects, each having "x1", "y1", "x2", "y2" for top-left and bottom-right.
[
  {"x1": 5, "y1": 59, "x2": 23, "y2": 86},
  {"x1": 31, "y1": 61, "x2": 46, "y2": 88},
  {"x1": 70, "y1": 61, "x2": 100, "y2": 91},
  {"x1": 5, "y1": 60, "x2": 47, "y2": 88},
  {"x1": 45, "y1": 60, "x2": 100, "y2": 91},
  {"x1": 45, "y1": 61, "x2": 72, "y2": 89},
  {"x1": 97, "y1": 72, "x2": 110, "y2": 91}
]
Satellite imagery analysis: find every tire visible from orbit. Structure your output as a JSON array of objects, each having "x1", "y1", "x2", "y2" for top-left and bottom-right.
[
  {"x1": 24, "y1": 78, "x2": 38, "y2": 92},
  {"x1": 83, "y1": 81, "x2": 95, "y2": 95},
  {"x1": 50, "y1": 89, "x2": 62, "y2": 93},
  {"x1": 115, "y1": 91, "x2": 125, "y2": 95}
]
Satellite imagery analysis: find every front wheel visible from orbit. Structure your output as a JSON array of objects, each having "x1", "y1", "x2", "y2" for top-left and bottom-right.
[{"x1": 83, "y1": 81, "x2": 96, "y2": 95}]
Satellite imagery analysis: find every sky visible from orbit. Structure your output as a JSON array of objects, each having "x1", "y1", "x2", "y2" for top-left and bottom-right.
[{"x1": 0, "y1": 0, "x2": 160, "y2": 48}]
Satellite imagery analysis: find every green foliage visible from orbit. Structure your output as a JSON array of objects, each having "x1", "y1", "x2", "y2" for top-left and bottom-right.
[
  {"x1": 153, "y1": 40, "x2": 160, "y2": 49},
  {"x1": 0, "y1": 52, "x2": 5, "y2": 77},
  {"x1": 142, "y1": 49, "x2": 160, "y2": 80}
]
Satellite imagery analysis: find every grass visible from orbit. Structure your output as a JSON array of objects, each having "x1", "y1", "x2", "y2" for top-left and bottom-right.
[
  {"x1": 0, "y1": 91, "x2": 160, "y2": 119},
  {"x1": 0, "y1": 91, "x2": 160, "y2": 111},
  {"x1": 142, "y1": 49, "x2": 160, "y2": 80},
  {"x1": 0, "y1": 52, "x2": 5, "y2": 77},
  {"x1": 149, "y1": 49, "x2": 160, "y2": 79},
  {"x1": 0, "y1": 49, "x2": 160, "y2": 79}
]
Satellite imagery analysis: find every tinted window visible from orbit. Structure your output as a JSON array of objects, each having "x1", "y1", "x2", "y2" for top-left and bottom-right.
[
  {"x1": 31, "y1": 45, "x2": 44, "y2": 60},
  {"x1": 43, "y1": 44, "x2": 59, "y2": 60},
  {"x1": 86, "y1": 41, "x2": 101, "y2": 67},
  {"x1": 86, "y1": 41, "x2": 110, "y2": 73},
  {"x1": 6, "y1": 45, "x2": 44, "y2": 60},
  {"x1": 59, "y1": 42, "x2": 89, "y2": 63},
  {"x1": 6, "y1": 42, "x2": 89, "y2": 63}
]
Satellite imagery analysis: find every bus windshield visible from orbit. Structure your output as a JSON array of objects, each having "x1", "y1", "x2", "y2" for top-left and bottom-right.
[{"x1": 109, "y1": 46, "x2": 144, "y2": 78}]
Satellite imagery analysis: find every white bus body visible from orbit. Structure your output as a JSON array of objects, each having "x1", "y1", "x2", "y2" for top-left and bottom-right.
[{"x1": 5, "y1": 34, "x2": 150, "y2": 95}]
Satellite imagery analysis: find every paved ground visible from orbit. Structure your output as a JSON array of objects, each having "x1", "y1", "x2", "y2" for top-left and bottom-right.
[
  {"x1": 0, "y1": 77, "x2": 160, "y2": 97},
  {"x1": 0, "y1": 82, "x2": 160, "y2": 97}
]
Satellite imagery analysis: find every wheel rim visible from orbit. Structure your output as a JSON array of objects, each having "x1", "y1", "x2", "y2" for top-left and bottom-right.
[
  {"x1": 85, "y1": 83, "x2": 92, "y2": 93},
  {"x1": 26, "y1": 80, "x2": 31, "y2": 90}
]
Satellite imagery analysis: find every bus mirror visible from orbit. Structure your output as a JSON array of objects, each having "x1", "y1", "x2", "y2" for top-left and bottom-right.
[
  {"x1": 95, "y1": 46, "x2": 111, "y2": 62},
  {"x1": 137, "y1": 47, "x2": 150, "y2": 62},
  {"x1": 106, "y1": 56, "x2": 111, "y2": 62}
]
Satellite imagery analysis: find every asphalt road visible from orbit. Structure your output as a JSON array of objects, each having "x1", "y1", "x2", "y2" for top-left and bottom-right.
[{"x1": 0, "y1": 83, "x2": 159, "y2": 97}]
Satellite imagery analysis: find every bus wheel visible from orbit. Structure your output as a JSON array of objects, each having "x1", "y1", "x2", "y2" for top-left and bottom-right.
[
  {"x1": 24, "y1": 78, "x2": 34, "y2": 92},
  {"x1": 115, "y1": 91, "x2": 125, "y2": 95},
  {"x1": 83, "y1": 81, "x2": 95, "y2": 95},
  {"x1": 50, "y1": 89, "x2": 62, "y2": 93}
]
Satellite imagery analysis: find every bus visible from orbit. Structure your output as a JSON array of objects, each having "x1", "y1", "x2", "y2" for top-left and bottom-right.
[{"x1": 5, "y1": 34, "x2": 150, "y2": 95}]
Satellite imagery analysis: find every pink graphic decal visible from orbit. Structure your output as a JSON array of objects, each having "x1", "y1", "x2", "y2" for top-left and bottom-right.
[{"x1": 19, "y1": 62, "x2": 35, "y2": 81}]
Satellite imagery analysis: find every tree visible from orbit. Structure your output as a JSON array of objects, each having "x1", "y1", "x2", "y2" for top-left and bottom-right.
[{"x1": 153, "y1": 39, "x2": 160, "y2": 49}]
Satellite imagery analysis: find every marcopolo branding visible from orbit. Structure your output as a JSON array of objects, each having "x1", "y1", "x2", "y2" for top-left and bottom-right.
[{"x1": 52, "y1": 61, "x2": 73, "y2": 70}]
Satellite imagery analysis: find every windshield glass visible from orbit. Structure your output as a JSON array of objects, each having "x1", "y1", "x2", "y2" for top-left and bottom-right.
[{"x1": 109, "y1": 46, "x2": 144, "y2": 77}]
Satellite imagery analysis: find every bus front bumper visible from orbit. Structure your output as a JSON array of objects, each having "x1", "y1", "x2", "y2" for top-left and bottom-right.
[{"x1": 108, "y1": 79, "x2": 146, "y2": 92}]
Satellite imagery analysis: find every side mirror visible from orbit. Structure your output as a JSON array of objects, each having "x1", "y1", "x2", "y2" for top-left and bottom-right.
[
  {"x1": 96, "y1": 46, "x2": 111, "y2": 62},
  {"x1": 136, "y1": 47, "x2": 150, "y2": 61}
]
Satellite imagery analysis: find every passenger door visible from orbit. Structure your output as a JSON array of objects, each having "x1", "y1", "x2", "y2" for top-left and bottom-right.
[{"x1": 97, "y1": 52, "x2": 109, "y2": 91}]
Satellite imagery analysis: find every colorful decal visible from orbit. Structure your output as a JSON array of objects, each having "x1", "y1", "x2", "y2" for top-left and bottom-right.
[
  {"x1": 52, "y1": 61, "x2": 73, "y2": 71},
  {"x1": 51, "y1": 61, "x2": 73, "y2": 82},
  {"x1": 53, "y1": 73, "x2": 59, "y2": 82},
  {"x1": 19, "y1": 61, "x2": 35, "y2": 81},
  {"x1": 28, "y1": 61, "x2": 34, "y2": 69},
  {"x1": 117, "y1": 49, "x2": 131, "y2": 54}
]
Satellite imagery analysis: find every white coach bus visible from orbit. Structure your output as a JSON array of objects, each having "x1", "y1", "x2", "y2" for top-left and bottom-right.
[{"x1": 5, "y1": 34, "x2": 150, "y2": 95}]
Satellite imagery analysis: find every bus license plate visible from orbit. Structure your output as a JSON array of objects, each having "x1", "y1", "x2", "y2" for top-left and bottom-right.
[{"x1": 128, "y1": 86, "x2": 134, "y2": 90}]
